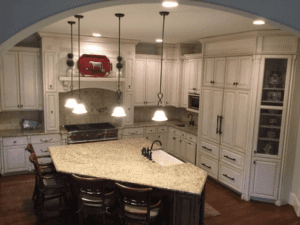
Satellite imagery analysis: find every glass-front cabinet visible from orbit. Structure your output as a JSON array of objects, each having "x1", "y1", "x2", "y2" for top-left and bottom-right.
[{"x1": 253, "y1": 55, "x2": 292, "y2": 159}]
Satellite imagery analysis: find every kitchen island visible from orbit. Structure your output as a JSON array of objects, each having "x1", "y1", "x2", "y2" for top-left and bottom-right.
[{"x1": 49, "y1": 138, "x2": 207, "y2": 225}]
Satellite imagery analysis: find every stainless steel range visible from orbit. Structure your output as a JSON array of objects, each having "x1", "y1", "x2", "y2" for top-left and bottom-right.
[{"x1": 64, "y1": 123, "x2": 118, "y2": 144}]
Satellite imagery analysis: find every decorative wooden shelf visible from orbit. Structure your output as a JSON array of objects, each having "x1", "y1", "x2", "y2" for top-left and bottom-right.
[{"x1": 59, "y1": 77, "x2": 125, "y2": 82}]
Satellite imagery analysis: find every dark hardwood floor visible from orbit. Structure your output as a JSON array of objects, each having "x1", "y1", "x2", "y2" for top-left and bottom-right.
[{"x1": 0, "y1": 173, "x2": 299, "y2": 225}]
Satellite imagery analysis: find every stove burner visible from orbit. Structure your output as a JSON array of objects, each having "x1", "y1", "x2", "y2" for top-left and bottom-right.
[{"x1": 64, "y1": 123, "x2": 118, "y2": 144}]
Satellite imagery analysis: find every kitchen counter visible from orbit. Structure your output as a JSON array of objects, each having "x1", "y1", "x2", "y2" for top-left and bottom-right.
[
  {"x1": 123, "y1": 120, "x2": 198, "y2": 135},
  {"x1": 49, "y1": 138, "x2": 207, "y2": 195},
  {"x1": 0, "y1": 128, "x2": 47, "y2": 137}
]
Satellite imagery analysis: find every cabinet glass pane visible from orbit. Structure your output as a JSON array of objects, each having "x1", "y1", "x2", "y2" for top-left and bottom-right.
[
  {"x1": 261, "y1": 59, "x2": 287, "y2": 107},
  {"x1": 257, "y1": 109, "x2": 282, "y2": 156}
]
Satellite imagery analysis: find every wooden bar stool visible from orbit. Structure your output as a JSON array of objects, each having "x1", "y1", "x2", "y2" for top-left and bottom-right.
[{"x1": 116, "y1": 182, "x2": 163, "y2": 225}]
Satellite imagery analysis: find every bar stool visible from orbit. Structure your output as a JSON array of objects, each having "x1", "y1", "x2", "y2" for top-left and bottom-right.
[
  {"x1": 116, "y1": 182, "x2": 163, "y2": 225},
  {"x1": 71, "y1": 174, "x2": 118, "y2": 225}
]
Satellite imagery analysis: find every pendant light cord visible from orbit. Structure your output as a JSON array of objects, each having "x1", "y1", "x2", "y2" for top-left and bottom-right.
[
  {"x1": 158, "y1": 11, "x2": 169, "y2": 107},
  {"x1": 115, "y1": 13, "x2": 124, "y2": 105},
  {"x1": 75, "y1": 15, "x2": 84, "y2": 102}
]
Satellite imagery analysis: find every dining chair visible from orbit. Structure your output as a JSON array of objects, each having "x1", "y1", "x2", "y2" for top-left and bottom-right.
[
  {"x1": 29, "y1": 153, "x2": 70, "y2": 222},
  {"x1": 71, "y1": 174, "x2": 118, "y2": 225},
  {"x1": 115, "y1": 182, "x2": 163, "y2": 225}
]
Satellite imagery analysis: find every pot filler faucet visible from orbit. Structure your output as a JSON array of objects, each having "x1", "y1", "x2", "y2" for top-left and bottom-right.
[
  {"x1": 150, "y1": 140, "x2": 162, "y2": 150},
  {"x1": 188, "y1": 114, "x2": 195, "y2": 126}
]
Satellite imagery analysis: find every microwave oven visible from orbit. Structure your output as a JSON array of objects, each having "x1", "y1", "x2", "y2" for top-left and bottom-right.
[{"x1": 188, "y1": 94, "x2": 200, "y2": 112}]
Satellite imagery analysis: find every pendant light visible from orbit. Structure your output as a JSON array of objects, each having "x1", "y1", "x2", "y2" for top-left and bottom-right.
[
  {"x1": 152, "y1": 11, "x2": 169, "y2": 121},
  {"x1": 73, "y1": 15, "x2": 87, "y2": 114},
  {"x1": 65, "y1": 21, "x2": 78, "y2": 108},
  {"x1": 112, "y1": 13, "x2": 126, "y2": 117}
]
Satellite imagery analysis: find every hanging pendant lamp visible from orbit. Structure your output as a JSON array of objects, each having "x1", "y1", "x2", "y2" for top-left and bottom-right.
[
  {"x1": 65, "y1": 21, "x2": 78, "y2": 108},
  {"x1": 73, "y1": 15, "x2": 87, "y2": 114},
  {"x1": 152, "y1": 11, "x2": 169, "y2": 122},
  {"x1": 112, "y1": 13, "x2": 126, "y2": 117}
]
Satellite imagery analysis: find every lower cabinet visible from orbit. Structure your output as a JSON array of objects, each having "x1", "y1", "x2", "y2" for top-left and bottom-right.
[
  {"x1": 121, "y1": 127, "x2": 144, "y2": 140},
  {"x1": 3, "y1": 145, "x2": 30, "y2": 173},
  {"x1": 250, "y1": 158, "x2": 281, "y2": 199},
  {"x1": 197, "y1": 154, "x2": 219, "y2": 179}
]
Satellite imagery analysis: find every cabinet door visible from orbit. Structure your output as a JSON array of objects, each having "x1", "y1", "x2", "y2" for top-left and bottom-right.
[
  {"x1": 125, "y1": 59, "x2": 134, "y2": 92},
  {"x1": 196, "y1": 59, "x2": 203, "y2": 92},
  {"x1": 1, "y1": 52, "x2": 20, "y2": 110},
  {"x1": 181, "y1": 60, "x2": 190, "y2": 107},
  {"x1": 225, "y1": 57, "x2": 239, "y2": 88},
  {"x1": 213, "y1": 58, "x2": 226, "y2": 87},
  {"x1": 124, "y1": 92, "x2": 134, "y2": 126},
  {"x1": 174, "y1": 136, "x2": 181, "y2": 157},
  {"x1": 179, "y1": 138, "x2": 187, "y2": 161},
  {"x1": 203, "y1": 58, "x2": 214, "y2": 86},
  {"x1": 186, "y1": 141, "x2": 196, "y2": 164},
  {"x1": 167, "y1": 134, "x2": 176, "y2": 154},
  {"x1": 145, "y1": 134, "x2": 156, "y2": 142},
  {"x1": 157, "y1": 133, "x2": 167, "y2": 151},
  {"x1": 201, "y1": 87, "x2": 223, "y2": 144},
  {"x1": 175, "y1": 193, "x2": 199, "y2": 225},
  {"x1": 250, "y1": 159, "x2": 280, "y2": 199},
  {"x1": 169, "y1": 61, "x2": 180, "y2": 107},
  {"x1": 44, "y1": 52, "x2": 57, "y2": 92},
  {"x1": 188, "y1": 59, "x2": 198, "y2": 92},
  {"x1": 19, "y1": 52, "x2": 39, "y2": 110},
  {"x1": 134, "y1": 59, "x2": 146, "y2": 105},
  {"x1": 164, "y1": 60, "x2": 172, "y2": 106},
  {"x1": 4, "y1": 145, "x2": 29, "y2": 173},
  {"x1": 45, "y1": 93, "x2": 59, "y2": 132},
  {"x1": 145, "y1": 59, "x2": 159, "y2": 105},
  {"x1": 237, "y1": 56, "x2": 252, "y2": 90}
]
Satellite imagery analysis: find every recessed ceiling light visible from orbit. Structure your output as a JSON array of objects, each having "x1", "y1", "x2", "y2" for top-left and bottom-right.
[
  {"x1": 162, "y1": 1, "x2": 178, "y2": 8},
  {"x1": 93, "y1": 33, "x2": 101, "y2": 37},
  {"x1": 253, "y1": 20, "x2": 265, "y2": 25},
  {"x1": 156, "y1": 39, "x2": 163, "y2": 42}
]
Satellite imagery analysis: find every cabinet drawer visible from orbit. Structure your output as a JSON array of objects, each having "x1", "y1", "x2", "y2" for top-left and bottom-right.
[
  {"x1": 219, "y1": 162, "x2": 243, "y2": 192},
  {"x1": 199, "y1": 140, "x2": 219, "y2": 159},
  {"x1": 123, "y1": 128, "x2": 144, "y2": 136},
  {"x1": 3, "y1": 136, "x2": 28, "y2": 146},
  {"x1": 157, "y1": 126, "x2": 167, "y2": 133},
  {"x1": 220, "y1": 147, "x2": 245, "y2": 171},
  {"x1": 186, "y1": 133, "x2": 197, "y2": 143},
  {"x1": 169, "y1": 127, "x2": 180, "y2": 136},
  {"x1": 32, "y1": 142, "x2": 61, "y2": 156},
  {"x1": 198, "y1": 154, "x2": 218, "y2": 179},
  {"x1": 145, "y1": 127, "x2": 156, "y2": 134},
  {"x1": 180, "y1": 131, "x2": 187, "y2": 139},
  {"x1": 31, "y1": 134, "x2": 61, "y2": 144}
]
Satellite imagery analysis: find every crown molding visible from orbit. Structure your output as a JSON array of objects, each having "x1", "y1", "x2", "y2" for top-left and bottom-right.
[
  {"x1": 8, "y1": 46, "x2": 40, "y2": 52},
  {"x1": 38, "y1": 32, "x2": 140, "y2": 45}
]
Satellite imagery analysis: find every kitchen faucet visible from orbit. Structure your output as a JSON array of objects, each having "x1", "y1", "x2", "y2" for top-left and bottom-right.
[
  {"x1": 188, "y1": 114, "x2": 195, "y2": 126},
  {"x1": 150, "y1": 140, "x2": 162, "y2": 150}
]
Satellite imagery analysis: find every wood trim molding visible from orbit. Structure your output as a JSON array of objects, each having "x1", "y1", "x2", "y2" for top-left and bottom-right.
[{"x1": 38, "y1": 32, "x2": 140, "y2": 45}]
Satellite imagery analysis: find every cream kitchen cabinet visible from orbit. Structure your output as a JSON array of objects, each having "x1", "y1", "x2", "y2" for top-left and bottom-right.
[
  {"x1": 203, "y1": 58, "x2": 226, "y2": 87},
  {"x1": 2, "y1": 136, "x2": 30, "y2": 174},
  {"x1": 45, "y1": 93, "x2": 59, "y2": 132},
  {"x1": 163, "y1": 60, "x2": 180, "y2": 107},
  {"x1": 145, "y1": 126, "x2": 156, "y2": 142},
  {"x1": 122, "y1": 127, "x2": 144, "y2": 139},
  {"x1": 133, "y1": 57, "x2": 159, "y2": 106},
  {"x1": 1, "y1": 48, "x2": 42, "y2": 111},
  {"x1": 43, "y1": 52, "x2": 57, "y2": 92},
  {"x1": 224, "y1": 56, "x2": 252, "y2": 90},
  {"x1": 181, "y1": 60, "x2": 190, "y2": 108},
  {"x1": 124, "y1": 93, "x2": 134, "y2": 126}
]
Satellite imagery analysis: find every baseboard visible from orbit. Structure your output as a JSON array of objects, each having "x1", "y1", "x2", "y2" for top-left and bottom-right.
[{"x1": 289, "y1": 192, "x2": 300, "y2": 217}]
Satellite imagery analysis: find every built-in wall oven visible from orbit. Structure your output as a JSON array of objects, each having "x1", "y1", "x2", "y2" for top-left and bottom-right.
[
  {"x1": 187, "y1": 93, "x2": 200, "y2": 113},
  {"x1": 64, "y1": 123, "x2": 118, "y2": 145}
]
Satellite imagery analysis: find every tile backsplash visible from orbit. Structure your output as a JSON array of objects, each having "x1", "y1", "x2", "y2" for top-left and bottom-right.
[
  {"x1": 134, "y1": 106, "x2": 198, "y2": 125},
  {"x1": 59, "y1": 88, "x2": 122, "y2": 126},
  {"x1": 0, "y1": 110, "x2": 43, "y2": 130}
]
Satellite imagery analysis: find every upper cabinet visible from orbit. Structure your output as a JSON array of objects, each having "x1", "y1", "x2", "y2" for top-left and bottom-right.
[
  {"x1": 163, "y1": 60, "x2": 180, "y2": 107},
  {"x1": 133, "y1": 56, "x2": 159, "y2": 106},
  {"x1": 203, "y1": 57, "x2": 226, "y2": 88},
  {"x1": 43, "y1": 52, "x2": 57, "y2": 92},
  {"x1": 1, "y1": 48, "x2": 42, "y2": 111}
]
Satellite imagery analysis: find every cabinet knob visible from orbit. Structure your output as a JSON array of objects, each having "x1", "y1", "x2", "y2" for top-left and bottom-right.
[
  {"x1": 129, "y1": 85, "x2": 131, "y2": 88},
  {"x1": 253, "y1": 161, "x2": 256, "y2": 164},
  {"x1": 233, "y1": 82, "x2": 236, "y2": 85},
  {"x1": 21, "y1": 105, "x2": 23, "y2": 108},
  {"x1": 193, "y1": 88, "x2": 196, "y2": 90},
  {"x1": 158, "y1": 135, "x2": 160, "y2": 138},
  {"x1": 18, "y1": 105, "x2": 20, "y2": 108},
  {"x1": 13, "y1": 141, "x2": 17, "y2": 143},
  {"x1": 50, "y1": 85, "x2": 52, "y2": 88},
  {"x1": 51, "y1": 111, "x2": 53, "y2": 114},
  {"x1": 128, "y1": 108, "x2": 130, "y2": 110},
  {"x1": 236, "y1": 82, "x2": 238, "y2": 85}
]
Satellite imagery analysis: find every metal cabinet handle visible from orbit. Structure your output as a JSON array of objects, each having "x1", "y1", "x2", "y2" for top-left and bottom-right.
[
  {"x1": 219, "y1": 116, "x2": 223, "y2": 135},
  {"x1": 129, "y1": 131, "x2": 138, "y2": 135},
  {"x1": 158, "y1": 135, "x2": 160, "y2": 138},
  {"x1": 50, "y1": 85, "x2": 52, "y2": 88},
  {"x1": 173, "y1": 137, "x2": 176, "y2": 140},
  {"x1": 193, "y1": 88, "x2": 196, "y2": 90},
  {"x1": 201, "y1": 163, "x2": 211, "y2": 169},
  {"x1": 202, "y1": 146, "x2": 212, "y2": 151},
  {"x1": 13, "y1": 141, "x2": 17, "y2": 143},
  {"x1": 188, "y1": 142, "x2": 192, "y2": 145},
  {"x1": 40, "y1": 138, "x2": 52, "y2": 142},
  {"x1": 41, "y1": 149, "x2": 49, "y2": 152},
  {"x1": 223, "y1": 174, "x2": 235, "y2": 181},
  {"x1": 253, "y1": 161, "x2": 256, "y2": 164},
  {"x1": 18, "y1": 105, "x2": 20, "y2": 108},
  {"x1": 216, "y1": 115, "x2": 220, "y2": 134},
  {"x1": 236, "y1": 82, "x2": 238, "y2": 86},
  {"x1": 51, "y1": 111, "x2": 53, "y2": 114},
  {"x1": 224, "y1": 155, "x2": 236, "y2": 161},
  {"x1": 129, "y1": 85, "x2": 131, "y2": 88},
  {"x1": 128, "y1": 108, "x2": 130, "y2": 110},
  {"x1": 180, "y1": 140, "x2": 182, "y2": 143}
]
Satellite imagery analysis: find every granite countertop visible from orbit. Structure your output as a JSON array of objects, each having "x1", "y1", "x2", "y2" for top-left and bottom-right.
[
  {"x1": 123, "y1": 120, "x2": 198, "y2": 135},
  {"x1": 49, "y1": 138, "x2": 207, "y2": 195},
  {"x1": 0, "y1": 128, "x2": 47, "y2": 138}
]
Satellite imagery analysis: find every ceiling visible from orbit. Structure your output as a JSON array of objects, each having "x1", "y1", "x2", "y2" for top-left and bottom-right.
[{"x1": 39, "y1": 3, "x2": 277, "y2": 44}]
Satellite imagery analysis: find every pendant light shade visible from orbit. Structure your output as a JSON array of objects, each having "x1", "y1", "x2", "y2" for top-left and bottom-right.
[
  {"x1": 152, "y1": 11, "x2": 169, "y2": 122},
  {"x1": 152, "y1": 110, "x2": 168, "y2": 121},
  {"x1": 112, "y1": 106, "x2": 126, "y2": 117},
  {"x1": 112, "y1": 13, "x2": 126, "y2": 117},
  {"x1": 73, "y1": 15, "x2": 87, "y2": 114},
  {"x1": 72, "y1": 103, "x2": 87, "y2": 114},
  {"x1": 65, "y1": 21, "x2": 78, "y2": 108}
]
